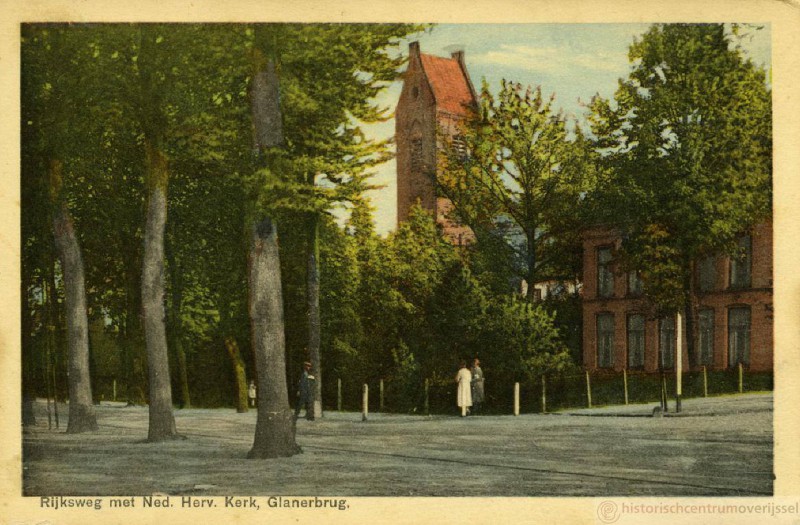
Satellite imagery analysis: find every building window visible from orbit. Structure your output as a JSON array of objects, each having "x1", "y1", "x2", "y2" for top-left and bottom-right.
[
  {"x1": 410, "y1": 138, "x2": 424, "y2": 174},
  {"x1": 729, "y1": 235, "x2": 752, "y2": 289},
  {"x1": 627, "y1": 271, "x2": 643, "y2": 296},
  {"x1": 698, "y1": 308, "x2": 714, "y2": 366},
  {"x1": 452, "y1": 133, "x2": 468, "y2": 161},
  {"x1": 597, "y1": 247, "x2": 614, "y2": 298},
  {"x1": 627, "y1": 314, "x2": 645, "y2": 369},
  {"x1": 728, "y1": 306, "x2": 751, "y2": 367},
  {"x1": 596, "y1": 313, "x2": 615, "y2": 368},
  {"x1": 533, "y1": 288, "x2": 543, "y2": 302},
  {"x1": 659, "y1": 317, "x2": 675, "y2": 369},
  {"x1": 698, "y1": 256, "x2": 715, "y2": 292}
]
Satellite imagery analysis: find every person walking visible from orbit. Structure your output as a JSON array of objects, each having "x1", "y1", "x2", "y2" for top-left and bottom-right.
[
  {"x1": 248, "y1": 380, "x2": 257, "y2": 408},
  {"x1": 455, "y1": 360, "x2": 472, "y2": 417},
  {"x1": 295, "y1": 361, "x2": 316, "y2": 421},
  {"x1": 470, "y1": 358, "x2": 485, "y2": 414}
]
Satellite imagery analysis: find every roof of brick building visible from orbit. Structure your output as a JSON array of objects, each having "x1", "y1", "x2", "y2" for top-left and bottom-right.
[{"x1": 419, "y1": 53, "x2": 476, "y2": 115}]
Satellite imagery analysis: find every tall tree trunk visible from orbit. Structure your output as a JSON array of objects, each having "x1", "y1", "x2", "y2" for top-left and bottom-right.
[
  {"x1": 225, "y1": 337, "x2": 249, "y2": 413},
  {"x1": 142, "y1": 143, "x2": 178, "y2": 441},
  {"x1": 52, "y1": 199, "x2": 98, "y2": 433},
  {"x1": 166, "y1": 231, "x2": 191, "y2": 408},
  {"x1": 247, "y1": 217, "x2": 300, "y2": 458},
  {"x1": 247, "y1": 40, "x2": 298, "y2": 458},
  {"x1": 525, "y1": 229, "x2": 537, "y2": 301},
  {"x1": 306, "y1": 213, "x2": 323, "y2": 418},
  {"x1": 46, "y1": 241, "x2": 60, "y2": 427},
  {"x1": 683, "y1": 259, "x2": 698, "y2": 367},
  {"x1": 21, "y1": 272, "x2": 37, "y2": 427}
]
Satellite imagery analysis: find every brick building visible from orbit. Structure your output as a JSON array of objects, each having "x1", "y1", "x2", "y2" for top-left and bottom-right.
[
  {"x1": 582, "y1": 221, "x2": 773, "y2": 373},
  {"x1": 395, "y1": 42, "x2": 477, "y2": 243}
]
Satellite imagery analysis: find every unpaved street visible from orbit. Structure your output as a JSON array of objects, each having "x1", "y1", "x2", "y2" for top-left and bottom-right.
[{"x1": 22, "y1": 393, "x2": 773, "y2": 496}]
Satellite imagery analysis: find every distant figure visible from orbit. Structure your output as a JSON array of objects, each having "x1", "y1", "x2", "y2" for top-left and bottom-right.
[
  {"x1": 248, "y1": 380, "x2": 257, "y2": 408},
  {"x1": 295, "y1": 361, "x2": 315, "y2": 421},
  {"x1": 471, "y1": 358, "x2": 485, "y2": 414},
  {"x1": 455, "y1": 361, "x2": 472, "y2": 417}
]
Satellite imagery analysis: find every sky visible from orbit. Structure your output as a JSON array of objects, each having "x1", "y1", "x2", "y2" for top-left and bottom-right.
[{"x1": 356, "y1": 23, "x2": 772, "y2": 235}]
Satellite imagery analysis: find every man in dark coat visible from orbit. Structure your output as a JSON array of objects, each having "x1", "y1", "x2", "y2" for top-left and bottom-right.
[{"x1": 294, "y1": 361, "x2": 315, "y2": 421}]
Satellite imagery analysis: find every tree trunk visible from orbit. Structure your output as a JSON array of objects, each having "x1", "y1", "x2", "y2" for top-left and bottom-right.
[
  {"x1": 225, "y1": 337, "x2": 249, "y2": 413},
  {"x1": 142, "y1": 147, "x2": 178, "y2": 441},
  {"x1": 525, "y1": 229, "x2": 537, "y2": 301},
  {"x1": 306, "y1": 214, "x2": 323, "y2": 418},
  {"x1": 21, "y1": 272, "x2": 37, "y2": 427},
  {"x1": 52, "y1": 201, "x2": 98, "y2": 432},
  {"x1": 166, "y1": 233, "x2": 191, "y2": 408},
  {"x1": 683, "y1": 259, "x2": 699, "y2": 367},
  {"x1": 247, "y1": 217, "x2": 300, "y2": 458}
]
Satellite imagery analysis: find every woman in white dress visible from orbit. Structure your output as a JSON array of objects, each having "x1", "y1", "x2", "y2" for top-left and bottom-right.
[{"x1": 455, "y1": 361, "x2": 472, "y2": 417}]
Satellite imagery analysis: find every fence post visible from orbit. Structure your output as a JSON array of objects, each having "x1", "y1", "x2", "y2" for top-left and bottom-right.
[
  {"x1": 541, "y1": 375, "x2": 547, "y2": 414},
  {"x1": 424, "y1": 378, "x2": 430, "y2": 416},
  {"x1": 380, "y1": 379, "x2": 384, "y2": 412},
  {"x1": 676, "y1": 313, "x2": 683, "y2": 413},
  {"x1": 113, "y1": 379, "x2": 117, "y2": 402},
  {"x1": 513, "y1": 382, "x2": 520, "y2": 416},
  {"x1": 337, "y1": 378, "x2": 342, "y2": 411},
  {"x1": 702, "y1": 366, "x2": 708, "y2": 398},
  {"x1": 585, "y1": 370, "x2": 592, "y2": 409},
  {"x1": 623, "y1": 368, "x2": 629, "y2": 405},
  {"x1": 738, "y1": 363, "x2": 743, "y2": 393},
  {"x1": 362, "y1": 384, "x2": 368, "y2": 422}
]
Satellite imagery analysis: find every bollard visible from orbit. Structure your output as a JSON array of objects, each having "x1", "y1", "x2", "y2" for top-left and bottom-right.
[
  {"x1": 424, "y1": 379, "x2": 430, "y2": 416},
  {"x1": 337, "y1": 378, "x2": 342, "y2": 412},
  {"x1": 113, "y1": 379, "x2": 117, "y2": 402},
  {"x1": 738, "y1": 362, "x2": 743, "y2": 393},
  {"x1": 585, "y1": 371, "x2": 592, "y2": 409},
  {"x1": 703, "y1": 366, "x2": 708, "y2": 397},
  {"x1": 676, "y1": 313, "x2": 683, "y2": 413},
  {"x1": 380, "y1": 379, "x2": 384, "y2": 412},
  {"x1": 623, "y1": 368, "x2": 629, "y2": 405},
  {"x1": 362, "y1": 384, "x2": 369, "y2": 422},
  {"x1": 513, "y1": 382, "x2": 520, "y2": 416},
  {"x1": 541, "y1": 375, "x2": 547, "y2": 414}
]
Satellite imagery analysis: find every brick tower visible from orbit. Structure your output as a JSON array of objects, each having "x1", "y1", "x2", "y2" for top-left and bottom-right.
[{"x1": 395, "y1": 42, "x2": 477, "y2": 243}]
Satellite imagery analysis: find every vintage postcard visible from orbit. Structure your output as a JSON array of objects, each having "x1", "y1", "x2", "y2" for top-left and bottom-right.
[{"x1": 3, "y1": 0, "x2": 800, "y2": 524}]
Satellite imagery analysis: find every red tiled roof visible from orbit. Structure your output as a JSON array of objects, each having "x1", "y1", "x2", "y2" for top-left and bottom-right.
[{"x1": 419, "y1": 53, "x2": 475, "y2": 115}]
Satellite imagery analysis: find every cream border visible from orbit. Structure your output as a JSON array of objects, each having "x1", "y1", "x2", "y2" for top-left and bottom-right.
[{"x1": 2, "y1": 1, "x2": 799, "y2": 524}]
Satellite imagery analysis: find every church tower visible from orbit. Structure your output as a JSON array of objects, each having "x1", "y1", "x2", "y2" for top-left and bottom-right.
[{"x1": 395, "y1": 42, "x2": 477, "y2": 243}]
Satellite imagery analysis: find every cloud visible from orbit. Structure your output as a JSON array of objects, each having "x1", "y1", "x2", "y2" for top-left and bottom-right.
[{"x1": 471, "y1": 43, "x2": 625, "y2": 75}]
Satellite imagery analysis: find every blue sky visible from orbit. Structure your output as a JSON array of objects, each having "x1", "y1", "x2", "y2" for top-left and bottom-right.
[{"x1": 358, "y1": 23, "x2": 771, "y2": 235}]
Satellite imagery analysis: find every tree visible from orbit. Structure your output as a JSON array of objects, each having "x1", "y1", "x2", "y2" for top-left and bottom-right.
[
  {"x1": 247, "y1": 25, "x2": 300, "y2": 458},
  {"x1": 587, "y1": 24, "x2": 771, "y2": 358},
  {"x1": 261, "y1": 24, "x2": 423, "y2": 417},
  {"x1": 440, "y1": 80, "x2": 593, "y2": 301},
  {"x1": 21, "y1": 25, "x2": 98, "y2": 432}
]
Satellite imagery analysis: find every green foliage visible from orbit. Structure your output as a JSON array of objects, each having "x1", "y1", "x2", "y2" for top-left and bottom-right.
[
  {"x1": 587, "y1": 23, "x2": 771, "y2": 314},
  {"x1": 440, "y1": 79, "x2": 595, "y2": 290},
  {"x1": 477, "y1": 296, "x2": 574, "y2": 383}
]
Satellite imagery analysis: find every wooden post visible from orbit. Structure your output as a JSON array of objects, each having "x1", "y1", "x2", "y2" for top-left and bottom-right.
[
  {"x1": 337, "y1": 378, "x2": 342, "y2": 411},
  {"x1": 703, "y1": 366, "x2": 708, "y2": 397},
  {"x1": 585, "y1": 371, "x2": 592, "y2": 409},
  {"x1": 541, "y1": 375, "x2": 547, "y2": 414},
  {"x1": 424, "y1": 378, "x2": 430, "y2": 416},
  {"x1": 113, "y1": 379, "x2": 117, "y2": 402},
  {"x1": 676, "y1": 313, "x2": 682, "y2": 413},
  {"x1": 513, "y1": 382, "x2": 520, "y2": 416},
  {"x1": 379, "y1": 379, "x2": 384, "y2": 412},
  {"x1": 623, "y1": 368, "x2": 629, "y2": 405},
  {"x1": 738, "y1": 362, "x2": 743, "y2": 393},
  {"x1": 362, "y1": 384, "x2": 368, "y2": 421}
]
